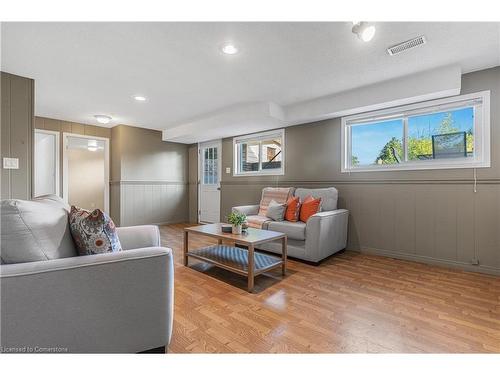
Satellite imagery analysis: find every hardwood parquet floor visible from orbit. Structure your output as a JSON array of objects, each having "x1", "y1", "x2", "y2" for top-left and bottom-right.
[{"x1": 160, "y1": 223, "x2": 500, "y2": 353}]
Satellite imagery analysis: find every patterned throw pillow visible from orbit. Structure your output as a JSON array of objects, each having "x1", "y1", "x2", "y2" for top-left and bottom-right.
[{"x1": 69, "y1": 206, "x2": 122, "y2": 255}]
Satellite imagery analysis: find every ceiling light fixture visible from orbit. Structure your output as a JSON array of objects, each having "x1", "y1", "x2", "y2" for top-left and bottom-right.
[
  {"x1": 221, "y1": 44, "x2": 238, "y2": 55},
  {"x1": 94, "y1": 114, "x2": 112, "y2": 124},
  {"x1": 133, "y1": 95, "x2": 147, "y2": 101},
  {"x1": 352, "y1": 22, "x2": 376, "y2": 42}
]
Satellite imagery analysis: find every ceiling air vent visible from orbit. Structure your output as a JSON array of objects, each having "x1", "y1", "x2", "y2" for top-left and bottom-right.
[{"x1": 387, "y1": 35, "x2": 427, "y2": 56}]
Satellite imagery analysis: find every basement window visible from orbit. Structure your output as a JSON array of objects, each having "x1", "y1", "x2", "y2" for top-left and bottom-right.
[
  {"x1": 341, "y1": 91, "x2": 490, "y2": 172},
  {"x1": 233, "y1": 129, "x2": 285, "y2": 176}
]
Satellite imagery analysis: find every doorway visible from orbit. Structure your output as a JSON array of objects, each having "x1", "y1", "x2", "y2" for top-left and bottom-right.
[
  {"x1": 34, "y1": 129, "x2": 60, "y2": 197},
  {"x1": 198, "y1": 140, "x2": 221, "y2": 223},
  {"x1": 62, "y1": 133, "x2": 109, "y2": 212}
]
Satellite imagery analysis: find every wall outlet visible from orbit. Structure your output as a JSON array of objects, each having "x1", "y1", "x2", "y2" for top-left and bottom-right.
[
  {"x1": 3, "y1": 157, "x2": 19, "y2": 169},
  {"x1": 471, "y1": 258, "x2": 480, "y2": 265},
  {"x1": 225, "y1": 167, "x2": 231, "y2": 174}
]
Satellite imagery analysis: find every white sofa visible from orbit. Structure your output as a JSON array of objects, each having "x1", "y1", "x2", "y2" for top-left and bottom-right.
[{"x1": 233, "y1": 187, "x2": 349, "y2": 263}]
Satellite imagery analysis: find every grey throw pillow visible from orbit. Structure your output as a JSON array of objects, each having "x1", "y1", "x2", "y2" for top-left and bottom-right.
[{"x1": 265, "y1": 199, "x2": 286, "y2": 221}]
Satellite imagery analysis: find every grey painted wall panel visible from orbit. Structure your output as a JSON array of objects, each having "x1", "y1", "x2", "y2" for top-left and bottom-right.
[
  {"x1": 116, "y1": 182, "x2": 188, "y2": 226},
  {"x1": 474, "y1": 185, "x2": 500, "y2": 269},
  {"x1": 394, "y1": 190, "x2": 416, "y2": 255},
  {"x1": 415, "y1": 186, "x2": 436, "y2": 258},
  {"x1": 110, "y1": 125, "x2": 189, "y2": 226},
  {"x1": 118, "y1": 125, "x2": 188, "y2": 182},
  {"x1": 456, "y1": 185, "x2": 475, "y2": 264},
  {"x1": 1, "y1": 73, "x2": 12, "y2": 198},
  {"x1": 110, "y1": 182, "x2": 121, "y2": 225},
  {"x1": 110, "y1": 125, "x2": 122, "y2": 182},
  {"x1": 10, "y1": 75, "x2": 33, "y2": 200},
  {"x1": 378, "y1": 186, "x2": 396, "y2": 252},
  {"x1": 434, "y1": 186, "x2": 458, "y2": 261},
  {"x1": 1, "y1": 72, "x2": 33, "y2": 200}
]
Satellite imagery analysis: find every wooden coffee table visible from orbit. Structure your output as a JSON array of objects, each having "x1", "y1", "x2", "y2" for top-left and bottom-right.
[{"x1": 183, "y1": 223, "x2": 287, "y2": 292}]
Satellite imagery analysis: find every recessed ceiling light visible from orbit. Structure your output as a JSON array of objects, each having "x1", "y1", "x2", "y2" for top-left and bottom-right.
[
  {"x1": 352, "y1": 22, "x2": 376, "y2": 42},
  {"x1": 133, "y1": 95, "x2": 147, "y2": 101},
  {"x1": 94, "y1": 115, "x2": 112, "y2": 124},
  {"x1": 221, "y1": 44, "x2": 238, "y2": 55}
]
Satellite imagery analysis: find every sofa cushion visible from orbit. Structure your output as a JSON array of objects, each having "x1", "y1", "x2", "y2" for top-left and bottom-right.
[
  {"x1": 266, "y1": 200, "x2": 286, "y2": 221},
  {"x1": 258, "y1": 187, "x2": 293, "y2": 217},
  {"x1": 246, "y1": 215, "x2": 271, "y2": 229},
  {"x1": 267, "y1": 221, "x2": 306, "y2": 241},
  {"x1": 294, "y1": 187, "x2": 338, "y2": 211},
  {"x1": 0, "y1": 195, "x2": 77, "y2": 264},
  {"x1": 69, "y1": 206, "x2": 122, "y2": 255}
]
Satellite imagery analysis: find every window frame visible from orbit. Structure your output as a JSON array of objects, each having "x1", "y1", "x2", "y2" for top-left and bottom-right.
[
  {"x1": 341, "y1": 91, "x2": 490, "y2": 173},
  {"x1": 202, "y1": 145, "x2": 219, "y2": 185},
  {"x1": 233, "y1": 129, "x2": 285, "y2": 176}
]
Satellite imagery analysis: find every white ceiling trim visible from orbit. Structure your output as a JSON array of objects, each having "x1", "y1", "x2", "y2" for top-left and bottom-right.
[{"x1": 162, "y1": 64, "x2": 462, "y2": 144}]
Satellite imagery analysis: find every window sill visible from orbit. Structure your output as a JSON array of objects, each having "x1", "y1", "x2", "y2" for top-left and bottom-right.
[
  {"x1": 342, "y1": 160, "x2": 490, "y2": 173},
  {"x1": 233, "y1": 171, "x2": 285, "y2": 177}
]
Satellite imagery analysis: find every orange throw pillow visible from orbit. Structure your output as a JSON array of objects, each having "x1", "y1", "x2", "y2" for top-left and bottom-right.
[
  {"x1": 300, "y1": 195, "x2": 321, "y2": 222},
  {"x1": 285, "y1": 196, "x2": 300, "y2": 222}
]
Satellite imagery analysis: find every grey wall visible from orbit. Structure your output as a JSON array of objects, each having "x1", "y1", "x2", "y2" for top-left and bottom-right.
[
  {"x1": 1, "y1": 72, "x2": 34, "y2": 200},
  {"x1": 203, "y1": 66, "x2": 500, "y2": 275},
  {"x1": 111, "y1": 125, "x2": 189, "y2": 226}
]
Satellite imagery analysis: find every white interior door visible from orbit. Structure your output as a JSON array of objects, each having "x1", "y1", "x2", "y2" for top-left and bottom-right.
[
  {"x1": 199, "y1": 140, "x2": 221, "y2": 223},
  {"x1": 34, "y1": 129, "x2": 60, "y2": 197}
]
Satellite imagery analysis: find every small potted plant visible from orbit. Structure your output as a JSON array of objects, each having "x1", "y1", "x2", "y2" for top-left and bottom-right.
[{"x1": 227, "y1": 211, "x2": 246, "y2": 235}]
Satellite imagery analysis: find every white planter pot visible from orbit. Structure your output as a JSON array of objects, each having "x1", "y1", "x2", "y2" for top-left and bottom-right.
[{"x1": 232, "y1": 224, "x2": 242, "y2": 235}]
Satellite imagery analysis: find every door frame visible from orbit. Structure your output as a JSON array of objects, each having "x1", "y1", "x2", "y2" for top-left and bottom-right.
[
  {"x1": 198, "y1": 139, "x2": 222, "y2": 223},
  {"x1": 62, "y1": 132, "x2": 110, "y2": 212},
  {"x1": 34, "y1": 129, "x2": 60, "y2": 197}
]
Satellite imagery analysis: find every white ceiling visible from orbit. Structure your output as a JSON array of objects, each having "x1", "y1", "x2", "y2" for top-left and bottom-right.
[{"x1": 2, "y1": 22, "x2": 499, "y2": 135}]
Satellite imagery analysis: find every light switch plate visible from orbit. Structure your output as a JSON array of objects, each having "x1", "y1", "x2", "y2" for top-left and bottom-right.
[
  {"x1": 3, "y1": 157, "x2": 19, "y2": 169},
  {"x1": 225, "y1": 167, "x2": 231, "y2": 174}
]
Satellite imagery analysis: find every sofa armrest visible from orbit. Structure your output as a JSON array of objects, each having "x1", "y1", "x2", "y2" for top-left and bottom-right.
[
  {"x1": 232, "y1": 204, "x2": 260, "y2": 216},
  {"x1": 116, "y1": 225, "x2": 160, "y2": 250},
  {"x1": 305, "y1": 209, "x2": 349, "y2": 262},
  {"x1": 1, "y1": 247, "x2": 174, "y2": 353}
]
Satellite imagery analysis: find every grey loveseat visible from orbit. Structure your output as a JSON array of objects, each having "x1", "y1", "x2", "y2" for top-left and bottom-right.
[
  {"x1": 233, "y1": 187, "x2": 348, "y2": 263},
  {"x1": 0, "y1": 195, "x2": 173, "y2": 353}
]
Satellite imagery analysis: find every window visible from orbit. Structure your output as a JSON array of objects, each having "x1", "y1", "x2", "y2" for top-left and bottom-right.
[
  {"x1": 233, "y1": 129, "x2": 285, "y2": 176},
  {"x1": 203, "y1": 146, "x2": 218, "y2": 184},
  {"x1": 342, "y1": 91, "x2": 490, "y2": 172}
]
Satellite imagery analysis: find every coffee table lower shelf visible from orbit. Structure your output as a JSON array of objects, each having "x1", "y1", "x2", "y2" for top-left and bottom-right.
[{"x1": 186, "y1": 245, "x2": 284, "y2": 286}]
